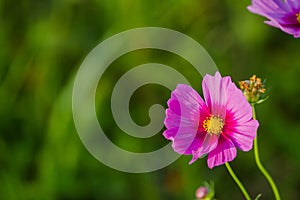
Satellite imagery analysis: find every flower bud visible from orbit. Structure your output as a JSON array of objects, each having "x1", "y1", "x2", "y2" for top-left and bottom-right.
[
  {"x1": 239, "y1": 75, "x2": 268, "y2": 105},
  {"x1": 195, "y1": 181, "x2": 215, "y2": 200},
  {"x1": 195, "y1": 186, "x2": 208, "y2": 199}
]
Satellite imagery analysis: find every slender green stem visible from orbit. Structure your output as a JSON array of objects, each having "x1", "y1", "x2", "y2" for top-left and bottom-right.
[
  {"x1": 252, "y1": 105, "x2": 281, "y2": 200},
  {"x1": 225, "y1": 162, "x2": 251, "y2": 200}
]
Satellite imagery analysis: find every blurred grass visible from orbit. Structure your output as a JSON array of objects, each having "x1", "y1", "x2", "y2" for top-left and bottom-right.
[{"x1": 1, "y1": 0, "x2": 300, "y2": 199}]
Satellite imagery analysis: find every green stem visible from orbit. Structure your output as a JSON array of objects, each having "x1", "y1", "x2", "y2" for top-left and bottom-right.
[
  {"x1": 252, "y1": 105, "x2": 281, "y2": 200},
  {"x1": 225, "y1": 162, "x2": 251, "y2": 200}
]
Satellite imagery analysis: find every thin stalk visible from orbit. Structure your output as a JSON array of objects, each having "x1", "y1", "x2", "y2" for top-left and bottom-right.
[
  {"x1": 252, "y1": 105, "x2": 281, "y2": 200},
  {"x1": 225, "y1": 162, "x2": 251, "y2": 200}
]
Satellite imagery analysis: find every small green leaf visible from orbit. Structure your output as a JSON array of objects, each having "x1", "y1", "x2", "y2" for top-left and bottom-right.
[
  {"x1": 256, "y1": 96, "x2": 269, "y2": 104},
  {"x1": 254, "y1": 193, "x2": 262, "y2": 200}
]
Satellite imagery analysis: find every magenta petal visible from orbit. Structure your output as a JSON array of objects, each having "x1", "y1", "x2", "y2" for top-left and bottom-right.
[
  {"x1": 248, "y1": 0, "x2": 300, "y2": 37},
  {"x1": 163, "y1": 84, "x2": 207, "y2": 155},
  {"x1": 224, "y1": 80, "x2": 259, "y2": 151},
  {"x1": 202, "y1": 72, "x2": 230, "y2": 117},
  {"x1": 189, "y1": 134, "x2": 219, "y2": 164},
  {"x1": 164, "y1": 107, "x2": 193, "y2": 133},
  {"x1": 225, "y1": 119, "x2": 259, "y2": 151},
  {"x1": 293, "y1": 31, "x2": 300, "y2": 38},
  {"x1": 276, "y1": 25, "x2": 300, "y2": 38},
  {"x1": 164, "y1": 85, "x2": 202, "y2": 137},
  {"x1": 169, "y1": 84, "x2": 206, "y2": 119},
  {"x1": 225, "y1": 78, "x2": 253, "y2": 123},
  {"x1": 286, "y1": 0, "x2": 300, "y2": 10},
  {"x1": 273, "y1": 0, "x2": 293, "y2": 11},
  {"x1": 207, "y1": 136, "x2": 237, "y2": 169},
  {"x1": 248, "y1": 0, "x2": 290, "y2": 15},
  {"x1": 265, "y1": 20, "x2": 281, "y2": 28},
  {"x1": 173, "y1": 133, "x2": 205, "y2": 155}
]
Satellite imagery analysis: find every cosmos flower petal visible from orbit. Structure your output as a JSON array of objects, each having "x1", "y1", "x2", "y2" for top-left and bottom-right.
[
  {"x1": 265, "y1": 20, "x2": 281, "y2": 28},
  {"x1": 274, "y1": 0, "x2": 293, "y2": 11},
  {"x1": 248, "y1": 0, "x2": 300, "y2": 37},
  {"x1": 224, "y1": 81, "x2": 258, "y2": 152},
  {"x1": 276, "y1": 24, "x2": 300, "y2": 37},
  {"x1": 169, "y1": 84, "x2": 206, "y2": 119},
  {"x1": 164, "y1": 108, "x2": 195, "y2": 131},
  {"x1": 189, "y1": 134, "x2": 219, "y2": 164},
  {"x1": 207, "y1": 136, "x2": 237, "y2": 169},
  {"x1": 265, "y1": 19, "x2": 300, "y2": 37},
  {"x1": 225, "y1": 78, "x2": 253, "y2": 123},
  {"x1": 164, "y1": 85, "x2": 202, "y2": 132},
  {"x1": 249, "y1": 0, "x2": 291, "y2": 14},
  {"x1": 202, "y1": 72, "x2": 230, "y2": 117},
  {"x1": 293, "y1": 31, "x2": 300, "y2": 37},
  {"x1": 225, "y1": 120, "x2": 259, "y2": 151},
  {"x1": 248, "y1": 1, "x2": 285, "y2": 17},
  {"x1": 172, "y1": 133, "x2": 206, "y2": 155},
  {"x1": 248, "y1": 2, "x2": 288, "y2": 25},
  {"x1": 163, "y1": 84, "x2": 208, "y2": 154},
  {"x1": 286, "y1": 0, "x2": 300, "y2": 11}
]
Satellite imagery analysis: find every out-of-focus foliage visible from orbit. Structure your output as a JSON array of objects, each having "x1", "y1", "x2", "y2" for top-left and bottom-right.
[{"x1": 1, "y1": 0, "x2": 299, "y2": 199}]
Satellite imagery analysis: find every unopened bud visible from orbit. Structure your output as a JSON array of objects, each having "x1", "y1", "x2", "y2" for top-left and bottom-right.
[
  {"x1": 195, "y1": 186, "x2": 208, "y2": 199},
  {"x1": 239, "y1": 75, "x2": 268, "y2": 105},
  {"x1": 195, "y1": 181, "x2": 215, "y2": 200}
]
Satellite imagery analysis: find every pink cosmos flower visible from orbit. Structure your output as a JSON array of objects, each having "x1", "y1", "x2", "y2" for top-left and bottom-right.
[
  {"x1": 195, "y1": 186, "x2": 208, "y2": 199},
  {"x1": 248, "y1": 0, "x2": 300, "y2": 38},
  {"x1": 163, "y1": 72, "x2": 259, "y2": 169}
]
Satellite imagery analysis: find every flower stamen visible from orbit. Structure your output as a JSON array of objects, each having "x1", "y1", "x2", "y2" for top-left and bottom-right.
[
  {"x1": 296, "y1": 12, "x2": 300, "y2": 24},
  {"x1": 203, "y1": 115, "x2": 224, "y2": 135},
  {"x1": 239, "y1": 75, "x2": 266, "y2": 103}
]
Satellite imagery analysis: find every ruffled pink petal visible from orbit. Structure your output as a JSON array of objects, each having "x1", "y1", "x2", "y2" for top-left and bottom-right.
[
  {"x1": 247, "y1": 0, "x2": 296, "y2": 26},
  {"x1": 264, "y1": 20, "x2": 281, "y2": 28},
  {"x1": 264, "y1": 18, "x2": 300, "y2": 38},
  {"x1": 189, "y1": 134, "x2": 219, "y2": 164},
  {"x1": 163, "y1": 84, "x2": 208, "y2": 155},
  {"x1": 248, "y1": 0, "x2": 291, "y2": 16},
  {"x1": 224, "y1": 118, "x2": 259, "y2": 151},
  {"x1": 225, "y1": 78, "x2": 253, "y2": 123},
  {"x1": 248, "y1": 0, "x2": 300, "y2": 37},
  {"x1": 163, "y1": 109, "x2": 190, "y2": 140},
  {"x1": 163, "y1": 85, "x2": 202, "y2": 138},
  {"x1": 286, "y1": 0, "x2": 300, "y2": 10},
  {"x1": 275, "y1": 24, "x2": 300, "y2": 38},
  {"x1": 224, "y1": 80, "x2": 259, "y2": 151},
  {"x1": 202, "y1": 72, "x2": 230, "y2": 118},
  {"x1": 207, "y1": 136, "x2": 237, "y2": 169},
  {"x1": 172, "y1": 132, "x2": 206, "y2": 155},
  {"x1": 292, "y1": 31, "x2": 300, "y2": 38},
  {"x1": 274, "y1": 0, "x2": 293, "y2": 11}
]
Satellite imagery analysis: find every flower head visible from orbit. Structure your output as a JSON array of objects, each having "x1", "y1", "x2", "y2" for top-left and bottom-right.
[
  {"x1": 239, "y1": 75, "x2": 268, "y2": 104},
  {"x1": 248, "y1": 0, "x2": 300, "y2": 38},
  {"x1": 163, "y1": 72, "x2": 259, "y2": 169},
  {"x1": 195, "y1": 181, "x2": 215, "y2": 200},
  {"x1": 195, "y1": 186, "x2": 208, "y2": 199}
]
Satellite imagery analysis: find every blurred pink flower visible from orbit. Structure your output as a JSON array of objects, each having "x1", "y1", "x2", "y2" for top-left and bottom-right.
[
  {"x1": 195, "y1": 181, "x2": 215, "y2": 200},
  {"x1": 163, "y1": 72, "x2": 259, "y2": 169},
  {"x1": 195, "y1": 186, "x2": 208, "y2": 199},
  {"x1": 248, "y1": 0, "x2": 300, "y2": 37}
]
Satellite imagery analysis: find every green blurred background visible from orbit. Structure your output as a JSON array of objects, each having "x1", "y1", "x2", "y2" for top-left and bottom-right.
[{"x1": 1, "y1": 0, "x2": 300, "y2": 199}]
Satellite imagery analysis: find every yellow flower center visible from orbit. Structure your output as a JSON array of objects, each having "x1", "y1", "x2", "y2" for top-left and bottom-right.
[
  {"x1": 203, "y1": 115, "x2": 224, "y2": 135},
  {"x1": 297, "y1": 12, "x2": 300, "y2": 24}
]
